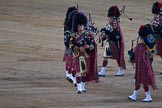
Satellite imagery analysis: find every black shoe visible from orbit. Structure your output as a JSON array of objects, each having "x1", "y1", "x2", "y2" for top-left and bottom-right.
[
  {"x1": 68, "y1": 78, "x2": 73, "y2": 83},
  {"x1": 73, "y1": 83, "x2": 77, "y2": 87},
  {"x1": 98, "y1": 74, "x2": 106, "y2": 77},
  {"x1": 115, "y1": 74, "x2": 124, "y2": 76},
  {"x1": 82, "y1": 90, "x2": 86, "y2": 92},
  {"x1": 77, "y1": 91, "x2": 81, "y2": 94},
  {"x1": 142, "y1": 100, "x2": 152, "y2": 102},
  {"x1": 128, "y1": 97, "x2": 136, "y2": 101}
]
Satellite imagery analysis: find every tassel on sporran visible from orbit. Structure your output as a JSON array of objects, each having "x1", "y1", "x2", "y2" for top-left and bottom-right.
[
  {"x1": 106, "y1": 44, "x2": 112, "y2": 58},
  {"x1": 79, "y1": 56, "x2": 87, "y2": 74}
]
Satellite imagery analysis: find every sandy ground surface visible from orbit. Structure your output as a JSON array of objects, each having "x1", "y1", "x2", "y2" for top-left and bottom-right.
[{"x1": 0, "y1": 0, "x2": 162, "y2": 108}]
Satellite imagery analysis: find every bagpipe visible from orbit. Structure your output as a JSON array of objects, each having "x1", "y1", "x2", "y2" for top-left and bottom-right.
[
  {"x1": 73, "y1": 30, "x2": 92, "y2": 58},
  {"x1": 100, "y1": 26, "x2": 122, "y2": 45},
  {"x1": 70, "y1": 31, "x2": 89, "y2": 74},
  {"x1": 128, "y1": 37, "x2": 139, "y2": 69},
  {"x1": 76, "y1": 6, "x2": 98, "y2": 74},
  {"x1": 151, "y1": 18, "x2": 162, "y2": 37},
  {"x1": 76, "y1": 4, "x2": 99, "y2": 35},
  {"x1": 75, "y1": 30, "x2": 91, "y2": 74},
  {"x1": 88, "y1": 13, "x2": 99, "y2": 35},
  {"x1": 120, "y1": 5, "x2": 133, "y2": 21},
  {"x1": 97, "y1": 5, "x2": 132, "y2": 47},
  {"x1": 150, "y1": 7, "x2": 162, "y2": 37}
]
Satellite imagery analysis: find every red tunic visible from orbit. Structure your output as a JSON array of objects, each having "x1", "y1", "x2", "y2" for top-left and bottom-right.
[{"x1": 135, "y1": 43, "x2": 157, "y2": 90}]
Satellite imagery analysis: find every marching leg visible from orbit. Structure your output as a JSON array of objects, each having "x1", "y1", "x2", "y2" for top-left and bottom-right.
[
  {"x1": 81, "y1": 76, "x2": 86, "y2": 92},
  {"x1": 128, "y1": 90, "x2": 138, "y2": 101},
  {"x1": 98, "y1": 67, "x2": 107, "y2": 77},
  {"x1": 72, "y1": 69, "x2": 77, "y2": 87},
  {"x1": 81, "y1": 82, "x2": 86, "y2": 92},
  {"x1": 142, "y1": 85, "x2": 152, "y2": 102},
  {"x1": 65, "y1": 69, "x2": 69, "y2": 80},
  {"x1": 116, "y1": 67, "x2": 124, "y2": 76},
  {"x1": 128, "y1": 84, "x2": 140, "y2": 101},
  {"x1": 98, "y1": 59, "x2": 107, "y2": 77},
  {"x1": 72, "y1": 76, "x2": 77, "y2": 87},
  {"x1": 77, "y1": 83, "x2": 82, "y2": 94},
  {"x1": 76, "y1": 77, "x2": 82, "y2": 94},
  {"x1": 67, "y1": 67, "x2": 73, "y2": 83},
  {"x1": 142, "y1": 91, "x2": 152, "y2": 102}
]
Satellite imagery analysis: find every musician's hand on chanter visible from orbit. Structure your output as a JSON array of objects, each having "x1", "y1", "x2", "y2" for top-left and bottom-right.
[
  {"x1": 80, "y1": 47, "x2": 85, "y2": 52},
  {"x1": 84, "y1": 45, "x2": 89, "y2": 49}
]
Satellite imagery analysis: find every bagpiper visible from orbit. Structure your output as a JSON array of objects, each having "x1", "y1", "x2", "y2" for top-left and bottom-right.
[
  {"x1": 71, "y1": 12, "x2": 98, "y2": 94},
  {"x1": 128, "y1": 24, "x2": 158, "y2": 102},
  {"x1": 98, "y1": 6, "x2": 126, "y2": 77},
  {"x1": 151, "y1": 1, "x2": 162, "y2": 74},
  {"x1": 63, "y1": 6, "x2": 78, "y2": 84}
]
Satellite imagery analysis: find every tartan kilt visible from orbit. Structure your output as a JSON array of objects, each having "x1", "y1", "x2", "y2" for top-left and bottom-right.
[
  {"x1": 106, "y1": 41, "x2": 119, "y2": 60},
  {"x1": 73, "y1": 50, "x2": 99, "y2": 82},
  {"x1": 72, "y1": 56, "x2": 89, "y2": 76},
  {"x1": 63, "y1": 49, "x2": 73, "y2": 67},
  {"x1": 72, "y1": 57, "x2": 80, "y2": 74},
  {"x1": 64, "y1": 55, "x2": 73, "y2": 67},
  {"x1": 85, "y1": 48, "x2": 99, "y2": 82},
  {"x1": 155, "y1": 38, "x2": 162, "y2": 57},
  {"x1": 135, "y1": 43, "x2": 157, "y2": 90},
  {"x1": 103, "y1": 41, "x2": 126, "y2": 69}
]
